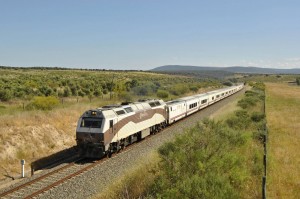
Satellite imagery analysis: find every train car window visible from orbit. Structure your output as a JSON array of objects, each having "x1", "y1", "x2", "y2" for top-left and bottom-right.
[
  {"x1": 124, "y1": 107, "x2": 133, "y2": 113},
  {"x1": 81, "y1": 118, "x2": 102, "y2": 128},
  {"x1": 154, "y1": 101, "x2": 161, "y2": 106},
  {"x1": 216, "y1": 95, "x2": 220, "y2": 98},
  {"x1": 149, "y1": 102, "x2": 156, "y2": 107},
  {"x1": 110, "y1": 120, "x2": 113, "y2": 128},
  {"x1": 201, "y1": 99, "x2": 208, "y2": 104},
  {"x1": 116, "y1": 110, "x2": 126, "y2": 115},
  {"x1": 212, "y1": 97, "x2": 215, "y2": 100}
]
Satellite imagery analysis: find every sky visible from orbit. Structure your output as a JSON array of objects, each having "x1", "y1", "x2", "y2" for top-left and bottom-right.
[{"x1": 1, "y1": 0, "x2": 300, "y2": 70}]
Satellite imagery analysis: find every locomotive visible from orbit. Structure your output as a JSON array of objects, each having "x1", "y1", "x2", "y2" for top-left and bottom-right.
[{"x1": 76, "y1": 84, "x2": 244, "y2": 158}]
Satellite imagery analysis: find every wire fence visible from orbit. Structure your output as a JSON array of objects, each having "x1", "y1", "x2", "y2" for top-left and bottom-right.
[{"x1": 262, "y1": 90, "x2": 267, "y2": 199}]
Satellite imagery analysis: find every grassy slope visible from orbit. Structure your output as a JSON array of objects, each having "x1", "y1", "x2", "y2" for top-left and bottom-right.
[{"x1": 266, "y1": 83, "x2": 300, "y2": 198}]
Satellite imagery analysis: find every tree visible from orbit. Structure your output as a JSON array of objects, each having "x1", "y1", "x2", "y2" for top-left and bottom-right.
[
  {"x1": 93, "y1": 88, "x2": 102, "y2": 97},
  {"x1": 157, "y1": 90, "x2": 169, "y2": 98},
  {"x1": 223, "y1": 82, "x2": 233, "y2": 86},
  {"x1": 296, "y1": 77, "x2": 300, "y2": 85},
  {"x1": 0, "y1": 89, "x2": 12, "y2": 101},
  {"x1": 63, "y1": 86, "x2": 71, "y2": 97}
]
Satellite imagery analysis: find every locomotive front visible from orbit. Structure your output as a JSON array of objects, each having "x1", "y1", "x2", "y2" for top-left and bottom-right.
[{"x1": 76, "y1": 109, "x2": 106, "y2": 158}]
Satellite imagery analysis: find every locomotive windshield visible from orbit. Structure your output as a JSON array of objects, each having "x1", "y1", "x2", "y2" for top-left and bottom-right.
[{"x1": 80, "y1": 118, "x2": 103, "y2": 128}]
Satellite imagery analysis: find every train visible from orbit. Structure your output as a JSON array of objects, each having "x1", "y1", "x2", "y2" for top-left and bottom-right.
[{"x1": 76, "y1": 84, "x2": 244, "y2": 158}]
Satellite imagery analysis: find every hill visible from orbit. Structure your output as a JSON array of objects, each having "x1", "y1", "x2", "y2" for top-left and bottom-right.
[{"x1": 151, "y1": 65, "x2": 300, "y2": 74}]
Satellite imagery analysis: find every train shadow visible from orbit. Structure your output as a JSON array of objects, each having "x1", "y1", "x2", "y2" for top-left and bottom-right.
[{"x1": 30, "y1": 146, "x2": 80, "y2": 175}]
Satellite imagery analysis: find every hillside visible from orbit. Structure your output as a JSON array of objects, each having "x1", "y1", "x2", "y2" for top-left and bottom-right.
[{"x1": 151, "y1": 65, "x2": 300, "y2": 74}]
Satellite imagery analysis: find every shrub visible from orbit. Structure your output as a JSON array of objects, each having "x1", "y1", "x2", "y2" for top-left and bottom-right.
[
  {"x1": 93, "y1": 88, "x2": 102, "y2": 97},
  {"x1": 251, "y1": 112, "x2": 265, "y2": 122},
  {"x1": 133, "y1": 86, "x2": 152, "y2": 96},
  {"x1": 189, "y1": 86, "x2": 198, "y2": 93},
  {"x1": 151, "y1": 120, "x2": 245, "y2": 198},
  {"x1": 157, "y1": 90, "x2": 169, "y2": 99},
  {"x1": 78, "y1": 90, "x2": 85, "y2": 97},
  {"x1": 226, "y1": 110, "x2": 251, "y2": 130},
  {"x1": 223, "y1": 82, "x2": 233, "y2": 86},
  {"x1": 63, "y1": 86, "x2": 71, "y2": 97},
  {"x1": 39, "y1": 86, "x2": 53, "y2": 96},
  {"x1": 0, "y1": 89, "x2": 12, "y2": 101},
  {"x1": 170, "y1": 84, "x2": 189, "y2": 96},
  {"x1": 27, "y1": 96, "x2": 59, "y2": 110},
  {"x1": 237, "y1": 97, "x2": 257, "y2": 109},
  {"x1": 296, "y1": 77, "x2": 300, "y2": 85},
  {"x1": 118, "y1": 91, "x2": 133, "y2": 102}
]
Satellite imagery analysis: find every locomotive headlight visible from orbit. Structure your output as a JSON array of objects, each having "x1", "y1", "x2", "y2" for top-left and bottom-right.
[{"x1": 92, "y1": 111, "x2": 97, "y2": 115}]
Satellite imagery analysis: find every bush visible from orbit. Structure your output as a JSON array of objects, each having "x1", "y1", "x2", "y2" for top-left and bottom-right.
[
  {"x1": 0, "y1": 89, "x2": 12, "y2": 101},
  {"x1": 296, "y1": 77, "x2": 300, "y2": 85},
  {"x1": 157, "y1": 90, "x2": 169, "y2": 99},
  {"x1": 189, "y1": 86, "x2": 198, "y2": 93},
  {"x1": 118, "y1": 91, "x2": 133, "y2": 102},
  {"x1": 251, "y1": 112, "x2": 265, "y2": 122},
  {"x1": 237, "y1": 97, "x2": 257, "y2": 109},
  {"x1": 63, "y1": 87, "x2": 71, "y2": 97},
  {"x1": 151, "y1": 120, "x2": 246, "y2": 198},
  {"x1": 223, "y1": 82, "x2": 233, "y2": 86},
  {"x1": 170, "y1": 84, "x2": 189, "y2": 96},
  {"x1": 226, "y1": 110, "x2": 251, "y2": 130},
  {"x1": 27, "y1": 96, "x2": 59, "y2": 110}
]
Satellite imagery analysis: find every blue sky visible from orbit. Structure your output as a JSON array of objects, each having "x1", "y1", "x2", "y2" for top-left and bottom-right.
[{"x1": 1, "y1": 0, "x2": 300, "y2": 70}]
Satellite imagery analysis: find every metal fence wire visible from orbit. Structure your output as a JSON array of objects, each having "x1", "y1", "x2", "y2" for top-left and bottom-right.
[{"x1": 262, "y1": 90, "x2": 267, "y2": 199}]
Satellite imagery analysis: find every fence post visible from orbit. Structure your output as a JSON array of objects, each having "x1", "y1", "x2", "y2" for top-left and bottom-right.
[
  {"x1": 262, "y1": 176, "x2": 266, "y2": 199},
  {"x1": 21, "y1": 159, "x2": 25, "y2": 178}
]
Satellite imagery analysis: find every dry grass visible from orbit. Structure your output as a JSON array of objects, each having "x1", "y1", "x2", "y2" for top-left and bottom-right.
[
  {"x1": 0, "y1": 101, "x2": 107, "y2": 180},
  {"x1": 265, "y1": 83, "x2": 300, "y2": 198}
]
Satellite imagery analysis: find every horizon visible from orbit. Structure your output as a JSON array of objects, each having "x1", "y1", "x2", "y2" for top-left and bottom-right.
[
  {"x1": 2, "y1": 64, "x2": 300, "y2": 71},
  {"x1": 1, "y1": 1, "x2": 300, "y2": 70}
]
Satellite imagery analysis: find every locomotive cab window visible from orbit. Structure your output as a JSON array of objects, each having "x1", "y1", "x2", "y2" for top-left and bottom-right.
[
  {"x1": 116, "y1": 110, "x2": 126, "y2": 115},
  {"x1": 80, "y1": 118, "x2": 102, "y2": 128},
  {"x1": 124, "y1": 107, "x2": 133, "y2": 113},
  {"x1": 149, "y1": 102, "x2": 156, "y2": 107}
]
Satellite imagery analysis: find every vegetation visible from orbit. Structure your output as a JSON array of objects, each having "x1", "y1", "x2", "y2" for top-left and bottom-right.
[
  {"x1": 26, "y1": 96, "x2": 59, "y2": 110},
  {"x1": 0, "y1": 67, "x2": 224, "y2": 180},
  {"x1": 0, "y1": 68, "x2": 223, "y2": 115},
  {"x1": 266, "y1": 83, "x2": 300, "y2": 198},
  {"x1": 97, "y1": 83, "x2": 266, "y2": 198},
  {"x1": 0, "y1": 68, "x2": 220, "y2": 102},
  {"x1": 296, "y1": 77, "x2": 300, "y2": 85}
]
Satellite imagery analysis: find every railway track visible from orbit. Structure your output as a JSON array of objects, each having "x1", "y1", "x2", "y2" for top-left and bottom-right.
[
  {"x1": 0, "y1": 158, "x2": 95, "y2": 199},
  {"x1": 0, "y1": 141, "x2": 140, "y2": 199}
]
